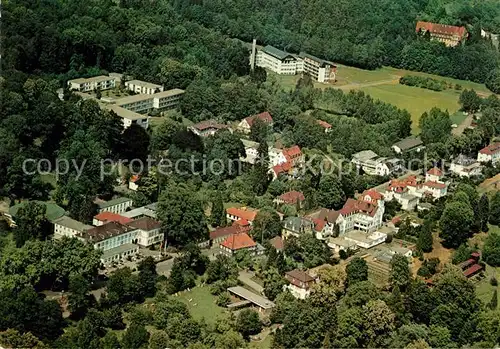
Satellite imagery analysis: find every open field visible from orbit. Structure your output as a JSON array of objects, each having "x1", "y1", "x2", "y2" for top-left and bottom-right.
[
  {"x1": 270, "y1": 65, "x2": 492, "y2": 133},
  {"x1": 175, "y1": 285, "x2": 229, "y2": 325},
  {"x1": 478, "y1": 173, "x2": 500, "y2": 195},
  {"x1": 475, "y1": 265, "x2": 499, "y2": 305}
]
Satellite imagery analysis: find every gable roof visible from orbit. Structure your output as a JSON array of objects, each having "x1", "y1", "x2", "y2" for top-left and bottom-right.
[
  {"x1": 80, "y1": 221, "x2": 134, "y2": 243},
  {"x1": 220, "y1": 232, "x2": 256, "y2": 251},
  {"x1": 283, "y1": 145, "x2": 302, "y2": 159},
  {"x1": 261, "y1": 45, "x2": 296, "y2": 61},
  {"x1": 127, "y1": 217, "x2": 161, "y2": 231},
  {"x1": 285, "y1": 269, "x2": 316, "y2": 287},
  {"x1": 427, "y1": 167, "x2": 443, "y2": 176},
  {"x1": 210, "y1": 225, "x2": 240, "y2": 240},
  {"x1": 479, "y1": 142, "x2": 500, "y2": 155},
  {"x1": 392, "y1": 137, "x2": 423, "y2": 151},
  {"x1": 192, "y1": 119, "x2": 228, "y2": 132},
  {"x1": 317, "y1": 120, "x2": 332, "y2": 129},
  {"x1": 244, "y1": 112, "x2": 273, "y2": 127},
  {"x1": 282, "y1": 216, "x2": 314, "y2": 233},
  {"x1": 340, "y1": 198, "x2": 378, "y2": 217},
  {"x1": 278, "y1": 191, "x2": 306, "y2": 204},
  {"x1": 269, "y1": 236, "x2": 284, "y2": 250},
  {"x1": 94, "y1": 212, "x2": 132, "y2": 225},
  {"x1": 416, "y1": 21, "x2": 467, "y2": 38},
  {"x1": 272, "y1": 161, "x2": 292, "y2": 176},
  {"x1": 422, "y1": 181, "x2": 447, "y2": 189},
  {"x1": 53, "y1": 216, "x2": 92, "y2": 232},
  {"x1": 307, "y1": 208, "x2": 340, "y2": 225},
  {"x1": 362, "y1": 190, "x2": 383, "y2": 201},
  {"x1": 226, "y1": 207, "x2": 258, "y2": 222}
]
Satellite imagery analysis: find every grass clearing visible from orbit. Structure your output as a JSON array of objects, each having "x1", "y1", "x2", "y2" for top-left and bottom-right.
[
  {"x1": 475, "y1": 265, "x2": 499, "y2": 305},
  {"x1": 359, "y1": 83, "x2": 461, "y2": 132},
  {"x1": 175, "y1": 285, "x2": 229, "y2": 325}
]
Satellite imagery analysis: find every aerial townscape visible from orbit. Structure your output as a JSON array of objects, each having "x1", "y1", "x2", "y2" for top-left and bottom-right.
[{"x1": 2, "y1": 0, "x2": 500, "y2": 348}]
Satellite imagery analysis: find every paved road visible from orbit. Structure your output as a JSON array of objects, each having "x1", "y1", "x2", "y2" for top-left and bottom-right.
[{"x1": 238, "y1": 270, "x2": 264, "y2": 294}]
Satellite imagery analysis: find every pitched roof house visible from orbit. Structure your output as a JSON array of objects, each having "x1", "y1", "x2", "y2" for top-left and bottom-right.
[
  {"x1": 219, "y1": 232, "x2": 257, "y2": 256},
  {"x1": 478, "y1": 142, "x2": 500, "y2": 164},
  {"x1": 275, "y1": 191, "x2": 306, "y2": 206},
  {"x1": 189, "y1": 120, "x2": 229, "y2": 137},
  {"x1": 317, "y1": 120, "x2": 332, "y2": 132},
  {"x1": 416, "y1": 21, "x2": 468, "y2": 47},
  {"x1": 93, "y1": 212, "x2": 133, "y2": 226},
  {"x1": 226, "y1": 207, "x2": 259, "y2": 224},
  {"x1": 284, "y1": 269, "x2": 317, "y2": 299},
  {"x1": 237, "y1": 112, "x2": 273, "y2": 133}
]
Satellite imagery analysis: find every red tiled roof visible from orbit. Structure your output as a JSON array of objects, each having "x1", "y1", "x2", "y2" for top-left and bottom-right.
[
  {"x1": 362, "y1": 190, "x2": 383, "y2": 201},
  {"x1": 423, "y1": 181, "x2": 447, "y2": 189},
  {"x1": 234, "y1": 218, "x2": 250, "y2": 227},
  {"x1": 317, "y1": 120, "x2": 332, "y2": 129},
  {"x1": 427, "y1": 167, "x2": 443, "y2": 176},
  {"x1": 130, "y1": 175, "x2": 140, "y2": 183},
  {"x1": 339, "y1": 198, "x2": 378, "y2": 217},
  {"x1": 127, "y1": 217, "x2": 161, "y2": 231},
  {"x1": 210, "y1": 225, "x2": 240, "y2": 240},
  {"x1": 220, "y1": 232, "x2": 256, "y2": 251},
  {"x1": 416, "y1": 21, "x2": 467, "y2": 38},
  {"x1": 226, "y1": 207, "x2": 258, "y2": 222},
  {"x1": 463, "y1": 264, "x2": 483, "y2": 277},
  {"x1": 283, "y1": 145, "x2": 302, "y2": 159},
  {"x1": 278, "y1": 191, "x2": 305, "y2": 204},
  {"x1": 388, "y1": 176, "x2": 418, "y2": 193},
  {"x1": 479, "y1": 142, "x2": 500, "y2": 155},
  {"x1": 244, "y1": 112, "x2": 273, "y2": 127},
  {"x1": 94, "y1": 212, "x2": 132, "y2": 225},
  {"x1": 272, "y1": 161, "x2": 292, "y2": 176},
  {"x1": 269, "y1": 236, "x2": 284, "y2": 250},
  {"x1": 311, "y1": 218, "x2": 326, "y2": 232}
]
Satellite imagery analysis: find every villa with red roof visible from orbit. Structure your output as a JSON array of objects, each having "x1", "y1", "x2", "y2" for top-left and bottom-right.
[
  {"x1": 385, "y1": 172, "x2": 448, "y2": 211},
  {"x1": 210, "y1": 220, "x2": 252, "y2": 244},
  {"x1": 274, "y1": 191, "x2": 306, "y2": 207},
  {"x1": 477, "y1": 142, "x2": 500, "y2": 165},
  {"x1": 129, "y1": 175, "x2": 140, "y2": 191},
  {"x1": 416, "y1": 21, "x2": 468, "y2": 47},
  {"x1": 189, "y1": 119, "x2": 229, "y2": 137},
  {"x1": 269, "y1": 145, "x2": 305, "y2": 180},
  {"x1": 226, "y1": 207, "x2": 259, "y2": 224},
  {"x1": 219, "y1": 232, "x2": 257, "y2": 256},
  {"x1": 237, "y1": 111, "x2": 273, "y2": 134},
  {"x1": 317, "y1": 120, "x2": 332, "y2": 133}
]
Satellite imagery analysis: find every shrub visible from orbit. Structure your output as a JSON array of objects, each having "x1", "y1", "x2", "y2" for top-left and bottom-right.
[
  {"x1": 491, "y1": 276, "x2": 498, "y2": 287},
  {"x1": 216, "y1": 292, "x2": 231, "y2": 307}
]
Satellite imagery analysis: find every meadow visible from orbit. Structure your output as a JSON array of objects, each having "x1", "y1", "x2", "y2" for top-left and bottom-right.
[{"x1": 270, "y1": 65, "x2": 492, "y2": 133}]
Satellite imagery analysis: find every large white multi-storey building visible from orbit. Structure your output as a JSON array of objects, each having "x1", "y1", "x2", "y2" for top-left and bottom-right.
[
  {"x1": 254, "y1": 45, "x2": 336, "y2": 83},
  {"x1": 68, "y1": 75, "x2": 117, "y2": 92}
]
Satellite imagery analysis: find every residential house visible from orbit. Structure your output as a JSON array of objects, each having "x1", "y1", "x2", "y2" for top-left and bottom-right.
[
  {"x1": 96, "y1": 197, "x2": 133, "y2": 214},
  {"x1": 189, "y1": 120, "x2": 229, "y2": 137},
  {"x1": 269, "y1": 236, "x2": 284, "y2": 252},
  {"x1": 219, "y1": 232, "x2": 258, "y2": 256},
  {"x1": 299, "y1": 52, "x2": 337, "y2": 83},
  {"x1": 282, "y1": 216, "x2": 314, "y2": 238},
  {"x1": 426, "y1": 167, "x2": 444, "y2": 182},
  {"x1": 226, "y1": 207, "x2": 259, "y2": 225},
  {"x1": 237, "y1": 112, "x2": 273, "y2": 134},
  {"x1": 421, "y1": 181, "x2": 448, "y2": 198},
  {"x1": 392, "y1": 137, "x2": 424, "y2": 154},
  {"x1": 53, "y1": 216, "x2": 92, "y2": 239},
  {"x1": 416, "y1": 21, "x2": 468, "y2": 47},
  {"x1": 284, "y1": 269, "x2": 317, "y2": 299},
  {"x1": 79, "y1": 222, "x2": 139, "y2": 265},
  {"x1": 274, "y1": 191, "x2": 306, "y2": 208},
  {"x1": 93, "y1": 212, "x2": 133, "y2": 226},
  {"x1": 477, "y1": 142, "x2": 500, "y2": 165},
  {"x1": 127, "y1": 217, "x2": 163, "y2": 247},
  {"x1": 209, "y1": 221, "x2": 252, "y2": 244},
  {"x1": 450, "y1": 155, "x2": 483, "y2": 177},
  {"x1": 128, "y1": 175, "x2": 140, "y2": 191},
  {"x1": 317, "y1": 120, "x2": 332, "y2": 133},
  {"x1": 269, "y1": 145, "x2": 305, "y2": 180},
  {"x1": 125, "y1": 80, "x2": 163, "y2": 95},
  {"x1": 240, "y1": 139, "x2": 260, "y2": 164},
  {"x1": 351, "y1": 150, "x2": 379, "y2": 168},
  {"x1": 68, "y1": 75, "x2": 117, "y2": 92},
  {"x1": 307, "y1": 208, "x2": 340, "y2": 240}
]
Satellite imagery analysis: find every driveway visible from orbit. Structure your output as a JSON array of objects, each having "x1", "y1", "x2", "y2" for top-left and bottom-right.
[{"x1": 238, "y1": 270, "x2": 264, "y2": 294}]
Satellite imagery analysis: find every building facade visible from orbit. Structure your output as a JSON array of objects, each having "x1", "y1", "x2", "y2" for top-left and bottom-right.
[
  {"x1": 53, "y1": 216, "x2": 92, "y2": 239},
  {"x1": 68, "y1": 75, "x2": 117, "y2": 92},
  {"x1": 125, "y1": 80, "x2": 164, "y2": 95},
  {"x1": 478, "y1": 143, "x2": 500, "y2": 165},
  {"x1": 284, "y1": 269, "x2": 317, "y2": 299},
  {"x1": 416, "y1": 21, "x2": 468, "y2": 47},
  {"x1": 128, "y1": 217, "x2": 163, "y2": 247},
  {"x1": 96, "y1": 197, "x2": 133, "y2": 214}
]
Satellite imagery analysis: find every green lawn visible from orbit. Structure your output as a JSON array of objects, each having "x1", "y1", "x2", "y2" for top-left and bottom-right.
[
  {"x1": 450, "y1": 111, "x2": 468, "y2": 125},
  {"x1": 475, "y1": 265, "x2": 499, "y2": 305},
  {"x1": 359, "y1": 84, "x2": 461, "y2": 132},
  {"x1": 250, "y1": 333, "x2": 274, "y2": 348},
  {"x1": 175, "y1": 285, "x2": 229, "y2": 325}
]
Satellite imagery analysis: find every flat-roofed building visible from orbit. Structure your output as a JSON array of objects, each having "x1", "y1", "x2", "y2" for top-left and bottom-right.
[
  {"x1": 299, "y1": 52, "x2": 337, "y2": 83},
  {"x1": 68, "y1": 75, "x2": 117, "y2": 92},
  {"x1": 96, "y1": 197, "x2": 133, "y2": 214},
  {"x1": 115, "y1": 94, "x2": 155, "y2": 114},
  {"x1": 53, "y1": 215, "x2": 92, "y2": 239},
  {"x1": 125, "y1": 80, "x2": 164, "y2": 95},
  {"x1": 105, "y1": 104, "x2": 149, "y2": 129},
  {"x1": 152, "y1": 89, "x2": 185, "y2": 110}
]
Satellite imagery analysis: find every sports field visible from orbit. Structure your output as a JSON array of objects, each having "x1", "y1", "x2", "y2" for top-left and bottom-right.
[{"x1": 270, "y1": 65, "x2": 492, "y2": 133}]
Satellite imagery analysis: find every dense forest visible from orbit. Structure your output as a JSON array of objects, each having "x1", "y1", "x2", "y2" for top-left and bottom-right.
[{"x1": 177, "y1": 0, "x2": 500, "y2": 82}]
